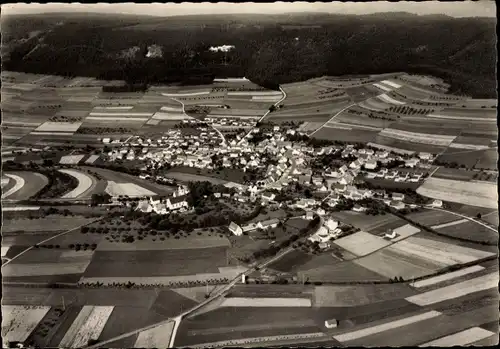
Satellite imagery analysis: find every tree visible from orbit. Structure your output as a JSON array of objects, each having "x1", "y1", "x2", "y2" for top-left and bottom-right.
[{"x1": 476, "y1": 213, "x2": 482, "y2": 219}]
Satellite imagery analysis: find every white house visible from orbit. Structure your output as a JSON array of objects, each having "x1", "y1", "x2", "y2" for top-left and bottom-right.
[
  {"x1": 324, "y1": 319, "x2": 338, "y2": 329},
  {"x1": 430, "y1": 199, "x2": 443, "y2": 208},
  {"x1": 352, "y1": 204, "x2": 366, "y2": 212},
  {"x1": 364, "y1": 159, "x2": 378, "y2": 170},
  {"x1": 324, "y1": 219, "x2": 339, "y2": 232},
  {"x1": 418, "y1": 152, "x2": 433, "y2": 161},
  {"x1": 229, "y1": 222, "x2": 243, "y2": 236},
  {"x1": 384, "y1": 230, "x2": 398, "y2": 239},
  {"x1": 390, "y1": 200, "x2": 405, "y2": 210},
  {"x1": 392, "y1": 193, "x2": 405, "y2": 201},
  {"x1": 166, "y1": 196, "x2": 189, "y2": 210},
  {"x1": 405, "y1": 158, "x2": 420, "y2": 168}
]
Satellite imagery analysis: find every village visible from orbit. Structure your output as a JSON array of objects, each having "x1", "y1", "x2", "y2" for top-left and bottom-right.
[{"x1": 101, "y1": 121, "x2": 443, "y2": 253}]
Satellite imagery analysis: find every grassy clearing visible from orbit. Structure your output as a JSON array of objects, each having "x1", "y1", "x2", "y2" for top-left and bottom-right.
[
  {"x1": 435, "y1": 220, "x2": 498, "y2": 244},
  {"x1": 220, "y1": 298, "x2": 312, "y2": 307},
  {"x1": 2, "y1": 216, "x2": 94, "y2": 234},
  {"x1": 405, "y1": 210, "x2": 459, "y2": 227},
  {"x1": 313, "y1": 284, "x2": 416, "y2": 307},
  {"x1": 83, "y1": 246, "x2": 229, "y2": 278},
  {"x1": 353, "y1": 249, "x2": 439, "y2": 280},
  {"x1": 417, "y1": 177, "x2": 497, "y2": 209},
  {"x1": 298, "y1": 260, "x2": 384, "y2": 282},
  {"x1": 333, "y1": 310, "x2": 442, "y2": 343},
  {"x1": 330, "y1": 211, "x2": 405, "y2": 233},
  {"x1": 406, "y1": 272, "x2": 498, "y2": 306},
  {"x1": 97, "y1": 233, "x2": 230, "y2": 251}
]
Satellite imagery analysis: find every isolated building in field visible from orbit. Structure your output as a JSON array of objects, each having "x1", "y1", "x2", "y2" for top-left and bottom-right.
[
  {"x1": 229, "y1": 222, "x2": 243, "y2": 236},
  {"x1": 430, "y1": 199, "x2": 443, "y2": 208},
  {"x1": 384, "y1": 230, "x2": 398, "y2": 240},
  {"x1": 324, "y1": 319, "x2": 339, "y2": 329}
]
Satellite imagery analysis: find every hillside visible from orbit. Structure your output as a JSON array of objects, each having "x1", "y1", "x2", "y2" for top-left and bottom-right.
[{"x1": 1, "y1": 12, "x2": 496, "y2": 98}]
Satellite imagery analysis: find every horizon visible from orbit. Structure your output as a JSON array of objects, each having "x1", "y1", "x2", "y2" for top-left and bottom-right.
[{"x1": 2, "y1": 1, "x2": 496, "y2": 18}]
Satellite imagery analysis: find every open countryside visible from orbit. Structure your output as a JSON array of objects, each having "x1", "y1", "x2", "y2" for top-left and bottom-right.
[{"x1": 1, "y1": 3, "x2": 498, "y2": 349}]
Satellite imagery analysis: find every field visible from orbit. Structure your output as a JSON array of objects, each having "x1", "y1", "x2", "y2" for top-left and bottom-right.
[
  {"x1": 436, "y1": 148, "x2": 497, "y2": 170},
  {"x1": 411, "y1": 265, "x2": 485, "y2": 288},
  {"x1": 58, "y1": 306, "x2": 114, "y2": 348},
  {"x1": 220, "y1": 298, "x2": 312, "y2": 307},
  {"x1": 2, "y1": 171, "x2": 49, "y2": 200},
  {"x1": 96, "y1": 233, "x2": 230, "y2": 251},
  {"x1": 378, "y1": 128, "x2": 456, "y2": 146},
  {"x1": 312, "y1": 127, "x2": 379, "y2": 143},
  {"x1": 417, "y1": 177, "x2": 497, "y2": 209},
  {"x1": 432, "y1": 167, "x2": 476, "y2": 181},
  {"x1": 134, "y1": 321, "x2": 175, "y2": 348},
  {"x1": 58, "y1": 169, "x2": 95, "y2": 199},
  {"x1": 83, "y1": 245, "x2": 228, "y2": 278},
  {"x1": 406, "y1": 272, "x2": 498, "y2": 306},
  {"x1": 434, "y1": 220, "x2": 498, "y2": 244},
  {"x1": 332, "y1": 231, "x2": 392, "y2": 257},
  {"x1": 59, "y1": 155, "x2": 85, "y2": 165},
  {"x1": 406, "y1": 210, "x2": 458, "y2": 227},
  {"x1": 105, "y1": 181, "x2": 156, "y2": 197},
  {"x1": 312, "y1": 284, "x2": 416, "y2": 307},
  {"x1": 330, "y1": 211, "x2": 407, "y2": 233},
  {"x1": 297, "y1": 260, "x2": 384, "y2": 282},
  {"x1": 2, "y1": 306, "x2": 51, "y2": 343}
]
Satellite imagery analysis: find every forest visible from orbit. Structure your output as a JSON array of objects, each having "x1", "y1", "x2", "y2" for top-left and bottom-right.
[{"x1": 2, "y1": 12, "x2": 496, "y2": 97}]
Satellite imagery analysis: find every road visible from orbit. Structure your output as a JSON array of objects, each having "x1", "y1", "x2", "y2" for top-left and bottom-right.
[
  {"x1": 174, "y1": 97, "x2": 227, "y2": 146},
  {"x1": 424, "y1": 206, "x2": 498, "y2": 233},
  {"x1": 237, "y1": 86, "x2": 287, "y2": 146},
  {"x1": 85, "y1": 214, "x2": 322, "y2": 349},
  {"x1": 308, "y1": 102, "x2": 356, "y2": 137},
  {"x1": 1, "y1": 217, "x2": 104, "y2": 268}
]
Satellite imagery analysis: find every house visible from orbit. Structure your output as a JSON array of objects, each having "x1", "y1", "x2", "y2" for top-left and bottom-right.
[
  {"x1": 229, "y1": 222, "x2": 243, "y2": 236},
  {"x1": 324, "y1": 219, "x2": 339, "y2": 232},
  {"x1": 376, "y1": 150, "x2": 389, "y2": 158},
  {"x1": 339, "y1": 165, "x2": 348, "y2": 174},
  {"x1": 384, "y1": 230, "x2": 398, "y2": 240},
  {"x1": 405, "y1": 158, "x2": 420, "y2": 168},
  {"x1": 390, "y1": 200, "x2": 405, "y2": 210},
  {"x1": 136, "y1": 199, "x2": 153, "y2": 213},
  {"x1": 166, "y1": 196, "x2": 189, "y2": 210},
  {"x1": 392, "y1": 193, "x2": 405, "y2": 201},
  {"x1": 395, "y1": 172, "x2": 409, "y2": 182},
  {"x1": 325, "y1": 169, "x2": 340, "y2": 178},
  {"x1": 338, "y1": 174, "x2": 354, "y2": 185},
  {"x1": 373, "y1": 189, "x2": 386, "y2": 198},
  {"x1": 409, "y1": 173, "x2": 422, "y2": 182},
  {"x1": 257, "y1": 218, "x2": 280, "y2": 230},
  {"x1": 349, "y1": 159, "x2": 364, "y2": 169},
  {"x1": 213, "y1": 192, "x2": 221, "y2": 198},
  {"x1": 332, "y1": 183, "x2": 346, "y2": 193},
  {"x1": 385, "y1": 170, "x2": 398, "y2": 179},
  {"x1": 312, "y1": 176, "x2": 324, "y2": 186},
  {"x1": 261, "y1": 192, "x2": 276, "y2": 202},
  {"x1": 418, "y1": 152, "x2": 433, "y2": 161},
  {"x1": 324, "y1": 319, "x2": 339, "y2": 329},
  {"x1": 364, "y1": 159, "x2": 378, "y2": 170},
  {"x1": 317, "y1": 208, "x2": 326, "y2": 216},
  {"x1": 430, "y1": 199, "x2": 443, "y2": 208},
  {"x1": 353, "y1": 204, "x2": 366, "y2": 212},
  {"x1": 241, "y1": 223, "x2": 258, "y2": 233},
  {"x1": 304, "y1": 211, "x2": 315, "y2": 220}
]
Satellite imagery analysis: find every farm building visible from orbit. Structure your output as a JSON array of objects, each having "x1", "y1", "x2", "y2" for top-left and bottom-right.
[
  {"x1": 430, "y1": 199, "x2": 443, "y2": 208},
  {"x1": 257, "y1": 218, "x2": 280, "y2": 230},
  {"x1": 419, "y1": 152, "x2": 433, "y2": 160},
  {"x1": 392, "y1": 193, "x2": 405, "y2": 201},
  {"x1": 390, "y1": 200, "x2": 405, "y2": 210},
  {"x1": 304, "y1": 211, "x2": 315, "y2": 220},
  {"x1": 229, "y1": 222, "x2": 243, "y2": 236},
  {"x1": 364, "y1": 159, "x2": 378, "y2": 170},
  {"x1": 166, "y1": 195, "x2": 189, "y2": 211},
  {"x1": 384, "y1": 230, "x2": 398, "y2": 240},
  {"x1": 325, "y1": 319, "x2": 339, "y2": 329}
]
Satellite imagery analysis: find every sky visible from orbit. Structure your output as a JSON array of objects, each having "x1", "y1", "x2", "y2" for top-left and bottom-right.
[{"x1": 2, "y1": 1, "x2": 496, "y2": 18}]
